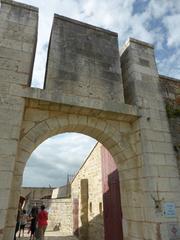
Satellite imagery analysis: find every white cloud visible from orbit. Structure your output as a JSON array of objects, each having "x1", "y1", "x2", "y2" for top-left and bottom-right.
[
  {"x1": 163, "y1": 14, "x2": 180, "y2": 48},
  {"x1": 157, "y1": 48, "x2": 180, "y2": 78},
  {"x1": 147, "y1": 0, "x2": 172, "y2": 19}
]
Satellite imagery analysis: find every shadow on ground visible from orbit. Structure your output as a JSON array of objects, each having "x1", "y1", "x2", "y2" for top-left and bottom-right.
[{"x1": 18, "y1": 235, "x2": 77, "y2": 240}]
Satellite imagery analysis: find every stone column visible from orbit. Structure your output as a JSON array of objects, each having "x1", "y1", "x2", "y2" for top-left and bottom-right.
[
  {"x1": 80, "y1": 179, "x2": 89, "y2": 240},
  {"x1": 0, "y1": 1, "x2": 38, "y2": 239},
  {"x1": 120, "y1": 38, "x2": 180, "y2": 239}
]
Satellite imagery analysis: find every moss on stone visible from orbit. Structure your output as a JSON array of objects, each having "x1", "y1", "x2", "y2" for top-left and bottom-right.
[{"x1": 166, "y1": 103, "x2": 180, "y2": 118}]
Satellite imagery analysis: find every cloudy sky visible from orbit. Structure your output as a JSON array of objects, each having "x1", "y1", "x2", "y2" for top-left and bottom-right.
[
  {"x1": 23, "y1": 133, "x2": 97, "y2": 187},
  {"x1": 14, "y1": 0, "x2": 180, "y2": 187}
]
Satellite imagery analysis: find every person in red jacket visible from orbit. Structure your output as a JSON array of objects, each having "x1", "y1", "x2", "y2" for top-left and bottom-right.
[{"x1": 37, "y1": 205, "x2": 48, "y2": 240}]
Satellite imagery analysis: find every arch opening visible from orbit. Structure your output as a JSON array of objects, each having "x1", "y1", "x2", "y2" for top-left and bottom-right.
[
  {"x1": 11, "y1": 112, "x2": 138, "y2": 240},
  {"x1": 17, "y1": 129, "x2": 126, "y2": 240}
]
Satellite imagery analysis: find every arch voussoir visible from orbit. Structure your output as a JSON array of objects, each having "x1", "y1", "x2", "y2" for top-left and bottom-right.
[
  {"x1": 68, "y1": 114, "x2": 79, "y2": 126},
  {"x1": 45, "y1": 117, "x2": 59, "y2": 131},
  {"x1": 19, "y1": 113, "x2": 132, "y2": 168},
  {"x1": 20, "y1": 136, "x2": 35, "y2": 154},
  {"x1": 26, "y1": 121, "x2": 50, "y2": 143},
  {"x1": 56, "y1": 115, "x2": 69, "y2": 128}
]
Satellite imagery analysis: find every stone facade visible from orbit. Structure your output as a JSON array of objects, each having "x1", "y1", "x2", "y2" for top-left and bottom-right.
[
  {"x1": 44, "y1": 15, "x2": 124, "y2": 105},
  {"x1": 47, "y1": 198, "x2": 73, "y2": 235},
  {"x1": 120, "y1": 39, "x2": 180, "y2": 239},
  {"x1": 52, "y1": 185, "x2": 71, "y2": 199},
  {"x1": 0, "y1": 1, "x2": 38, "y2": 239},
  {"x1": 71, "y1": 143, "x2": 104, "y2": 240},
  {"x1": 0, "y1": 1, "x2": 179, "y2": 240},
  {"x1": 159, "y1": 76, "x2": 180, "y2": 173},
  {"x1": 47, "y1": 143, "x2": 113, "y2": 240}
]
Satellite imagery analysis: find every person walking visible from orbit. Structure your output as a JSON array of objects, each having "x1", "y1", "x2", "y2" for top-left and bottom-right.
[
  {"x1": 18, "y1": 209, "x2": 28, "y2": 238},
  {"x1": 14, "y1": 209, "x2": 21, "y2": 240},
  {"x1": 29, "y1": 206, "x2": 38, "y2": 240},
  {"x1": 37, "y1": 205, "x2": 48, "y2": 240}
]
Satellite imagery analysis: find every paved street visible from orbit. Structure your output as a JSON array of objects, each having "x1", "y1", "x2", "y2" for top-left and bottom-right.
[
  {"x1": 16, "y1": 230, "x2": 77, "y2": 240},
  {"x1": 18, "y1": 237, "x2": 77, "y2": 240}
]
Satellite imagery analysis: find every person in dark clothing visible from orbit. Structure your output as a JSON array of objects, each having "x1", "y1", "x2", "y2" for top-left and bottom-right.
[
  {"x1": 14, "y1": 210, "x2": 20, "y2": 240},
  {"x1": 19, "y1": 209, "x2": 28, "y2": 238},
  {"x1": 29, "y1": 206, "x2": 38, "y2": 240}
]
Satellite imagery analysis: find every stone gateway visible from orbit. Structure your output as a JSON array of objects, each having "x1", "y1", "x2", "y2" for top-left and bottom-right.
[{"x1": 0, "y1": 0, "x2": 179, "y2": 240}]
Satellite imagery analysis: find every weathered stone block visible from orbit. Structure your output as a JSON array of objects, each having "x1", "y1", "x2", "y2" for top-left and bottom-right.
[{"x1": 45, "y1": 15, "x2": 124, "y2": 105}]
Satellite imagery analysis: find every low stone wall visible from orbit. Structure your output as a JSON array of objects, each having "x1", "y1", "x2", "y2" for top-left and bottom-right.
[
  {"x1": 47, "y1": 198, "x2": 73, "y2": 235},
  {"x1": 21, "y1": 187, "x2": 53, "y2": 199}
]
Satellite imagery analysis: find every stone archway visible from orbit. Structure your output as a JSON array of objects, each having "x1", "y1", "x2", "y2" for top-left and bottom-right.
[
  {"x1": 20, "y1": 113, "x2": 136, "y2": 232},
  {"x1": 0, "y1": 1, "x2": 179, "y2": 240},
  {"x1": 19, "y1": 114, "x2": 134, "y2": 165},
  {"x1": 8, "y1": 102, "x2": 138, "y2": 240},
  {"x1": 5, "y1": 108, "x2": 136, "y2": 238}
]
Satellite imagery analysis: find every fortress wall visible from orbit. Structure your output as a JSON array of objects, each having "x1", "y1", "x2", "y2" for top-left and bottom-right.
[
  {"x1": 47, "y1": 198, "x2": 73, "y2": 235},
  {"x1": 21, "y1": 187, "x2": 53, "y2": 199},
  {"x1": 44, "y1": 15, "x2": 124, "y2": 105},
  {"x1": 71, "y1": 143, "x2": 104, "y2": 240},
  {"x1": 0, "y1": 1, "x2": 38, "y2": 239},
  {"x1": 159, "y1": 76, "x2": 180, "y2": 174},
  {"x1": 0, "y1": 1, "x2": 179, "y2": 239},
  {"x1": 120, "y1": 38, "x2": 180, "y2": 240}
]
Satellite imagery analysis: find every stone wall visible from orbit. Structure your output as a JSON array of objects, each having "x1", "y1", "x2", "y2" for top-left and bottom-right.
[
  {"x1": 71, "y1": 143, "x2": 104, "y2": 240},
  {"x1": 159, "y1": 75, "x2": 180, "y2": 174},
  {"x1": 0, "y1": 1, "x2": 180, "y2": 239},
  {"x1": 47, "y1": 198, "x2": 73, "y2": 235},
  {"x1": 44, "y1": 15, "x2": 124, "y2": 105},
  {"x1": 21, "y1": 187, "x2": 53, "y2": 199},
  {"x1": 159, "y1": 75, "x2": 180, "y2": 107},
  {"x1": 120, "y1": 38, "x2": 180, "y2": 240},
  {"x1": 52, "y1": 185, "x2": 71, "y2": 199},
  {"x1": 0, "y1": 1, "x2": 38, "y2": 239}
]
